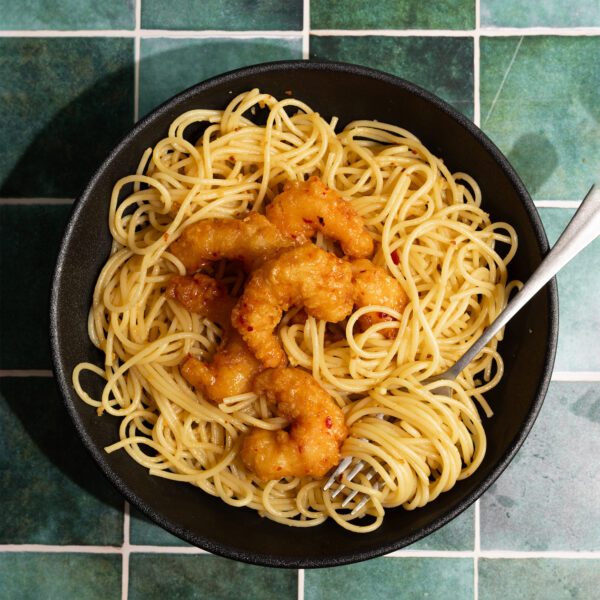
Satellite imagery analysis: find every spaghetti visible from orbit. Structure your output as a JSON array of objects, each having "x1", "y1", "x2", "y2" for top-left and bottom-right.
[{"x1": 74, "y1": 89, "x2": 518, "y2": 532}]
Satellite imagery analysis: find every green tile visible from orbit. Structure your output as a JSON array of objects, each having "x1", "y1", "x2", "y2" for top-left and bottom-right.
[
  {"x1": 128, "y1": 554, "x2": 297, "y2": 600},
  {"x1": 481, "y1": 0, "x2": 600, "y2": 27},
  {"x1": 139, "y1": 37, "x2": 302, "y2": 117},
  {"x1": 480, "y1": 382, "x2": 600, "y2": 551},
  {"x1": 305, "y1": 558, "x2": 473, "y2": 600},
  {"x1": 0, "y1": 378, "x2": 123, "y2": 544},
  {"x1": 409, "y1": 505, "x2": 474, "y2": 550},
  {"x1": 0, "y1": 38, "x2": 134, "y2": 198},
  {"x1": 540, "y1": 208, "x2": 600, "y2": 371},
  {"x1": 0, "y1": 0, "x2": 134, "y2": 29},
  {"x1": 141, "y1": 0, "x2": 303, "y2": 30},
  {"x1": 480, "y1": 36, "x2": 600, "y2": 200},
  {"x1": 310, "y1": 36, "x2": 474, "y2": 118},
  {"x1": 311, "y1": 0, "x2": 475, "y2": 29},
  {"x1": 0, "y1": 205, "x2": 71, "y2": 369},
  {"x1": 479, "y1": 559, "x2": 600, "y2": 600},
  {"x1": 0, "y1": 553, "x2": 121, "y2": 600},
  {"x1": 130, "y1": 507, "x2": 190, "y2": 546}
]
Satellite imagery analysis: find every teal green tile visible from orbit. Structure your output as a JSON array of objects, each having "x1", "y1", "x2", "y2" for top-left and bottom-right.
[
  {"x1": 480, "y1": 36, "x2": 600, "y2": 200},
  {"x1": 310, "y1": 36, "x2": 474, "y2": 118},
  {"x1": 0, "y1": 205, "x2": 71, "y2": 369},
  {"x1": 0, "y1": 553, "x2": 121, "y2": 600},
  {"x1": 409, "y1": 505, "x2": 474, "y2": 550},
  {"x1": 540, "y1": 208, "x2": 600, "y2": 371},
  {"x1": 311, "y1": 0, "x2": 475, "y2": 29},
  {"x1": 139, "y1": 37, "x2": 302, "y2": 117},
  {"x1": 129, "y1": 554, "x2": 297, "y2": 599},
  {"x1": 481, "y1": 0, "x2": 600, "y2": 27},
  {"x1": 130, "y1": 507, "x2": 190, "y2": 546},
  {"x1": 305, "y1": 558, "x2": 473, "y2": 600},
  {"x1": 480, "y1": 382, "x2": 600, "y2": 551},
  {"x1": 0, "y1": 0, "x2": 134, "y2": 29},
  {"x1": 479, "y1": 559, "x2": 600, "y2": 600},
  {"x1": 0, "y1": 38, "x2": 134, "y2": 198},
  {"x1": 0, "y1": 378, "x2": 123, "y2": 544},
  {"x1": 141, "y1": 0, "x2": 303, "y2": 30}
]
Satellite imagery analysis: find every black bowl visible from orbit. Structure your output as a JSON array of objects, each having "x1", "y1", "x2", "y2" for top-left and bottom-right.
[{"x1": 50, "y1": 60, "x2": 558, "y2": 568}]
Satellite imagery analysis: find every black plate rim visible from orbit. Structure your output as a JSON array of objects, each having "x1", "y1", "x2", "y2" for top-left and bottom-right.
[{"x1": 50, "y1": 59, "x2": 559, "y2": 568}]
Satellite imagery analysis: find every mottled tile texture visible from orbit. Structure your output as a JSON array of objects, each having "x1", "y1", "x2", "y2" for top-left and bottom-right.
[
  {"x1": 480, "y1": 382, "x2": 600, "y2": 551},
  {"x1": 130, "y1": 508, "x2": 189, "y2": 546},
  {"x1": 540, "y1": 209, "x2": 600, "y2": 371},
  {"x1": 0, "y1": 0, "x2": 134, "y2": 29},
  {"x1": 0, "y1": 378, "x2": 123, "y2": 544},
  {"x1": 0, "y1": 553, "x2": 121, "y2": 600},
  {"x1": 0, "y1": 205, "x2": 71, "y2": 369},
  {"x1": 479, "y1": 559, "x2": 600, "y2": 600},
  {"x1": 311, "y1": 0, "x2": 475, "y2": 29},
  {"x1": 409, "y1": 505, "x2": 474, "y2": 551},
  {"x1": 480, "y1": 36, "x2": 600, "y2": 200},
  {"x1": 310, "y1": 36, "x2": 474, "y2": 118},
  {"x1": 481, "y1": 0, "x2": 600, "y2": 27},
  {"x1": 141, "y1": 0, "x2": 303, "y2": 30},
  {"x1": 128, "y1": 554, "x2": 297, "y2": 599},
  {"x1": 305, "y1": 558, "x2": 473, "y2": 600},
  {"x1": 139, "y1": 37, "x2": 302, "y2": 117},
  {"x1": 0, "y1": 38, "x2": 134, "y2": 198}
]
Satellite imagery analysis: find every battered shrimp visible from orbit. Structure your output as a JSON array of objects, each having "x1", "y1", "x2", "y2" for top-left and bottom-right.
[
  {"x1": 169, "y1": 212, "x2": 293, "y2": 273},
  {"x1": 231, "y1": 244, "x2": 355, "y2": 367},
  {"x1": 166, "y1": 273, "x2": 262, "y2": 402},
  {"x1": 351, "y1": 259, "x2": 408, "y2": 338},
  {"x1": 266, "y1": 176, "x2": 374, "y2": 258},
  {"x1": 241, "y1": 367, "x2": 348, "y2": 480}
]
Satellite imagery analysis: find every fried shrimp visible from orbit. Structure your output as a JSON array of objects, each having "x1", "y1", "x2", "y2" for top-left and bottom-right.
[
  {"x1": 241, "y1": 367, "x2": 348, "y2": 480},
  {"x1": 351, "y1": 259, "x2": 408, "y2": 338},
  {"x1": 166, "y1": 273, "x2": 262, "y2": 402},
  {"x1": 231, "y1": 245, "x2": 355, "y2": 367},
  {"x1": 266, "y1": 176, "x2": 374, "y2": 258},
  {"x1": 169, "y1": 212, "x2": 293, "y2": 273}
]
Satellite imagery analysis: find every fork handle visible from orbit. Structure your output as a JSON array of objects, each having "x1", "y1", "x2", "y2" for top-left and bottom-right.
[{"x1": 448, "y1": 184, "x2": 600, "y2": 379}]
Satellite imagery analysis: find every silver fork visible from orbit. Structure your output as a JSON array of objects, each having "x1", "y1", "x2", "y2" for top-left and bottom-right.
[{"x1": 324, "y1": 183, "x2": 600, "y2": 515}]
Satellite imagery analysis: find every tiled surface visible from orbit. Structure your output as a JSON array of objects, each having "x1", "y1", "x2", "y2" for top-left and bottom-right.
[
  {"x1": 139, "y1": 37, "x2": 302, "y2": 116},
  {"x1": 0, "y1": 553, "x2": 121, "y2": 600},
  {"x1": 0, "y1": 378, "x2": 123, "y2": 544},
  {"x1": 0, "y1": 0, "x2": 135, "y2": 30},
  {"x1": 1, "y1": 2, "x2": 599, "y2": 599},
  {"x1": 480, "y1": 36, "x2": 600, "y2": 200},
  {"x1": 479, "y1": 559, "x2": 600, "y2": 600},
  {"x1": 304, "y1": 558, "x2": 473, "y2": 600},
  {"x1": 0, "y1": 38, "x2": 134, "y2": 198},
  {"x1": 310, "y1": 35, "x2": 474, "y2": 118},
  {"x1": 311, "y1": 0, "x2": 475, "y2": 29},
  {"x1": 481, "y1": 0, "x2": 600, "y2": 27},
  {"x1": 480, "y1": 382, "x2": 600, "y2": 551},
  {"x1": 129, "y1": 554, "x2": 297, "y2": 599}
]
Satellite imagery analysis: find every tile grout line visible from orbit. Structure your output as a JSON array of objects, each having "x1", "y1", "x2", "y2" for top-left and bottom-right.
[
  {"x1": 473, "y1": 0, "x2": 480, "y2": 127},
  {"x1": 133, "y1": 0, "x2": 141, "y2": 123},
  {"x1": 121, "y1": 502, "x2": 130, "y2": 600},
  {"x1": 1, "y1": 27, "x2": 599, "y2": 39},
  {"x1": 1, "y1": 543, "x2": 600, "y2": 558},
  {"x1": 302, "y1": 0, "x2": 310, "y2": 59},
  {"x1": 297, "y1": 568, "x2": 305, "y2": 600},
  {"x1": 534, "y1": 200, "x2": 581, "y2": 208}
]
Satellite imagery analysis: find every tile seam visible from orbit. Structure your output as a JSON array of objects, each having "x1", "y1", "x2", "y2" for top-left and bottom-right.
[
  {"x1": 0, "y1": 28, "x2": 598, "y2": 39},
  {"x1": 133, "y1": 0, "x2": 141, "y2": 123},
  {"x1": 297, "y1": 568, "x2": 305, "y2": 600},
  {"x1": 302, "y1": 0, "x2": 309, "y2": 59}
]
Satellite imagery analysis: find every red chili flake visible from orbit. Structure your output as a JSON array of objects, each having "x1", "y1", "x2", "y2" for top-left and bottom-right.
[
  {"x1": 318, "y1": 216, "x2": 325, "y2": 226},
  {"x1": 247, "y1": 326, "x2": 254, "y2": 331},
  {"x1": 391, "y1": 250, "x2": 400, "y2": 265},
  {"x1": 325, "y1": 416, "x2": 332, "y2": 429},
  {"x1": 302, "y1": 218, "x2": 313, "y2": 224}
]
